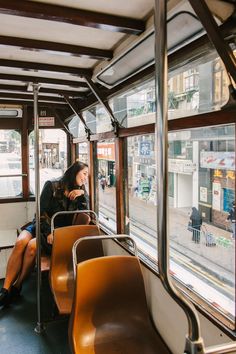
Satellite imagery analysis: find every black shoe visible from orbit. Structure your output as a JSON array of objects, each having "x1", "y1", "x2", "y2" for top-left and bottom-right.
[
  {"x1": 0, "y1": 288, "x2": 10, "y2": 306},
  {"x1": 9, "y1": 285, "x2": 22, "y2": 301}
]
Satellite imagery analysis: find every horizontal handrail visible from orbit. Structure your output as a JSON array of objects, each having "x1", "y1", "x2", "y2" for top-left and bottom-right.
[
  {"x1": 0, "y1": 173, "x2": 27, "y2": 178},
  {"x1": 51, "y1": 209, "x2": 98, "y2": 233},
  {"x1": 72, "y1": 234, "x2": 138, "y2": 278},
  {"x1": 205, "y1": 342, "x2": 236, "y2": 354}
]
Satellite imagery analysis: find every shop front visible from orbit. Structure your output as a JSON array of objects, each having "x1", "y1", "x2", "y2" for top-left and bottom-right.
[{"x1": 199, "y1": 151, "x2": 235, "y2": 228}]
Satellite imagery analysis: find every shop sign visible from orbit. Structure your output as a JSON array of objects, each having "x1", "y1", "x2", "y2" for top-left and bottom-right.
[
  {"x1": 200, "y1": 151, "x2": 235, "y2": 170},
  {"x1": 97, "y1": 143, "x2": 115, "y2": 161},
  {"x1": 212, "y1": 182, "x2": 221, "y2": 211},
  {"x1": 139, "y1": 141, "x2": 151, "y2": 156},
  {"x1": 168, "y1": 159, "x2": 196, "y2": 173},
  {"x1": 140, "y1": 178, "x2": 150, "y2": 196},
  {"x1": 200, "y1": 186, "x2": 208, "y2": 203},
  {"x1": 39, "y1": 116, "x2": 55, "y2": 126}
]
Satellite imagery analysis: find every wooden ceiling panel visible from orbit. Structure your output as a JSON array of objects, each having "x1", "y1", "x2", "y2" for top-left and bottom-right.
[
  {"x1": 31, "y1": 0, "x2": 153, "y2": 19},
  {"x1": 0, "y1": 0, "x2": 145, "y2": 35},
  {"x1": 0, "y1": 36, "x2": 113, "y2": 60}
]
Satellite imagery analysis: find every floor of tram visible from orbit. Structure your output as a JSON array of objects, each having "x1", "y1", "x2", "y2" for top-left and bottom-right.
[{"x1": 0, "y1": 271, "x2": 69, "y2": 354}]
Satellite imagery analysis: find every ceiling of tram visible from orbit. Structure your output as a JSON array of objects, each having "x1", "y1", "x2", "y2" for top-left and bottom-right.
[{"x1": 0, "y1": 0, "x2": 234, "y2": 123}]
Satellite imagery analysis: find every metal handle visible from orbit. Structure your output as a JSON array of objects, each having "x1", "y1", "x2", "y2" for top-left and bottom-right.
[
  {"x1": 205, "y1": 342, "x2": 236, "y2": 354},
  {"x1": 72, "y1": 234, "x2": 138, "y2": 278},
  {"x1": 51, "y1": 209, "x2": 98, "y2": 233},
  {"x1": 155, "y1": 1, "x2": 203, "y2": 352},
  {"x1": 0, "y1": 173, "x2": 27, "y2": 178}
]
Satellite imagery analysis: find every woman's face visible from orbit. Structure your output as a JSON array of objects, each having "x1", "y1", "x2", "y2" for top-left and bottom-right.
[{"x1": 76, "y1": 167, "x2": 89, "y2": 186}]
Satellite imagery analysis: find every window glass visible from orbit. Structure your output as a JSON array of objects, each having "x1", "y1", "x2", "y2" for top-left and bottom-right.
[
  {"x1": 78, "y1": 142, "x2": 88, "y2": 164},
  {"x1": 0, "y1": 129, "x2": 22, "y2": 198},
  {"x1": 127, "y1": 126, "x2": 235, "y2": 323},
  {"x1": 29, "y1": 129, "x2": 67, "y2": 194},
  {"x1": 84, "y1": 106, "x2": 112, "y2": 134},
  {"x1": 97, "y1": 140, "x2": 116, "y2": 232},
  {"x1": 78, "y1": 142, "x2": 89, "y2": 195},
  {"x1": 85, "y1": 109, "x2": 97, "y2": 134},
  {"x1": 127, "y1": 134, "x2": 157, "y2": 255},
  {"x1": 169, "y1": 124, "x2": 235, "y2": 322},
  {"x1": 110, "y1": 52, "x2": 232, "y2": 128},
  {"x1": 111, "y1": 81, "x2": 156, "y2": 128},
  {"x1": 68, "y1": 115, "x2": 87, "y2": 138},
  {"x1": 168, "y1": 53, "x2": 230, "y2": 119}
]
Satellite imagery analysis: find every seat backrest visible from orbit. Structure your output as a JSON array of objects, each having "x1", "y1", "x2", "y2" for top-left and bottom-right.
[
  {"x1": 69, "y1": 255, "x2": 154, "y2": 352},
  {"x1": 50, "y1": 224, "x2": 102, "y2": 306}
]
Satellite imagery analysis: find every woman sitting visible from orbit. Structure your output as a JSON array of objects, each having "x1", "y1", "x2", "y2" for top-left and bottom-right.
[{"x1": 0, "y1": 161, "x2": 89, "y2": 307}]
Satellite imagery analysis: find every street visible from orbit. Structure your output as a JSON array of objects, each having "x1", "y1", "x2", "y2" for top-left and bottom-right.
[{"x1": 98, "y1": 185, "x2": 235, "y2": 320}]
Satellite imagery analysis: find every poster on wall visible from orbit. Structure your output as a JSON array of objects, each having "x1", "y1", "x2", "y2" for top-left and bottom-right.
[
  {"x1": 223, "y1": 188, "x2": 234, "y2": 212},
  {"x1": 212, "y1": 182, "x2": 221, "y2": 211},
  {"x1": 200, "y1": 151, "x2": 235, "y2": 170},
  {"x1": 200, "y1": 187, "x2": 207, "y2": 202}
]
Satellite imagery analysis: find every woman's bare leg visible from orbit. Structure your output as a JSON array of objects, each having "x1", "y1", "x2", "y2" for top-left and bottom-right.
[
  {"x1": 14, "y1": 238, "x2": 36, "y2": 289},
  {"x1": 3, "y1": 230, "x2": 33, "y2": 290}
]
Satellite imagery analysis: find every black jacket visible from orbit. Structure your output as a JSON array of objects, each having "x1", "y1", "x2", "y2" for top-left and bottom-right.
[
  {"x1": 32, "y1": 179, "x2": 89, "y2": 255},
  {"x1": 40, "y1": 179, "x2": 89, "y2": 227},
  {"x1": 227, "y1": 206, "x2": 235, "y2": 222}
]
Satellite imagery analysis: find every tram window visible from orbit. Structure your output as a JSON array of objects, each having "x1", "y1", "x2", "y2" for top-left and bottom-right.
[
  {"x1": 68, "y1": 115, "x2": 86, "y2": 138},
  {"x1": 168, "y1": 124, "x2": 235, "y2": 323},
  {"x1": 82, "y1": 107, "x2": 112, "y2": 134},
  {"x1": 29, "y1": 129, "x2": 67, "y2": 194},
  {"x1": 127, "y1": 134, "x2": 157, "y2": 256},
  {"x1": 111, "y1": 81, "x2": 156, "y2": 128},
  {"x1": 97, "y1": 140, "x2": 116, "y2": 232},
  {"x1": 0, "y1": 129, "x2": 22, "y2": 198},
  {"x1": 96, "y1": 105, "x2": 112, "y2": 133},
  {"x1": 127, "y1": 127, "x2": 235, "y2": 323},
  {"x1": 77, "y1": 142, "x2": 89, "y2": 164},
  {"x1": 77, "y1": 142, "x2": 89, "y2": 195},
  {"x1": 168, "y1": 51, "x2": 232, "y2": 120}
]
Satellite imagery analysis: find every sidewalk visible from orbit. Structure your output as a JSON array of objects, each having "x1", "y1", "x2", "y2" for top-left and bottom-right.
[{"x1": 99, "y1": 186, "x2": 235, "y2": 284}]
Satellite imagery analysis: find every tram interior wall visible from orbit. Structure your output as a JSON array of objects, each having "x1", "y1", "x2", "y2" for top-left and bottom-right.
[{"x1": 0, "y1": 201, "x2": 35, "y2": 278}]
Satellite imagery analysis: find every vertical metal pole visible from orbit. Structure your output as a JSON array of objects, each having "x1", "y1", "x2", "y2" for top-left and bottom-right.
[
  {"x1": 154, "y1": 1, "x2": 204, "y2": 353},
  {"x1": 33, "y1": 84, "x2": 44, "y2": 333}
]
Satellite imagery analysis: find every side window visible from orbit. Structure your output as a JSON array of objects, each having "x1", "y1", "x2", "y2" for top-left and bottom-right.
[
  {"x1": 0, "y1": 129, "x2": 22, "y2": 198},
  {"x1": 77, "y1": 142, "x2": 88, "y2": 164},
  {"x1": 77, "y1": 142, "x2": 89, "y2": 195},
  {"x1": 169, "y1": 125, "x2": 235, "y2": 323},
  {"x1": 97, "y1": 140, "x2": 116, "y2": 232},
  {"x1": 127, "y1": 134, "x2": 156, "y2": 258},
  {"x1": 29, "y1": 129, "x2": 67, "y2": 194}
]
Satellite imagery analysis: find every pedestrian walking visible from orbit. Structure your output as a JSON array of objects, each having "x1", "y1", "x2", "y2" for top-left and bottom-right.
[
  {"x1": 227, "y1": 201, "x2": 236, "y2": 239},
  {"x1": 100, "y1": 176, "x2": 106, "y2": 192},
  {"x1": 189, "y1": 207, "x2": 202, "y2": 243}
]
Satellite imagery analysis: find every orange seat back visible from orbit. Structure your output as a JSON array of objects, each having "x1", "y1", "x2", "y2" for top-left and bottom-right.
[
  {"x1": 50, "y1": 224, "x2": 102, "y2": 314},
  {"x1": 69, "y1": 255, "x2": 170, "y2": 354}
]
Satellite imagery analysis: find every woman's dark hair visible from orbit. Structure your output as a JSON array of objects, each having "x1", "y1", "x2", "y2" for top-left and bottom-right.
[{"x1": 61, "y1": 161, "x2": 88, "y2": 191}]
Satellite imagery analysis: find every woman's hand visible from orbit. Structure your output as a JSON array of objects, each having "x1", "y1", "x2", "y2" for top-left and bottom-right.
[
  {"x1": 68, "y1": 189, "x2": 85, "y2": 200},
  {"x1": 47, "y1": 233, "x2": 53, "y2": 244}
]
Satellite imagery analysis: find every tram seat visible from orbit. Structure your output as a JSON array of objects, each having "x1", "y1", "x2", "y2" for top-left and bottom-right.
[
  {"x1": 50, "y1": 224, "x2": 102, "y2": 315},
  {"x1": 69, "y1": 255, "x2": 170, "y2": 354}
]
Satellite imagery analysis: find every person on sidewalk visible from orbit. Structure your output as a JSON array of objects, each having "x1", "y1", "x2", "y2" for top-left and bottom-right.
[
  {"x1": 227, "y1": 201, "x2": 236, "y2": 239},
  {"x1": 189, "y1": 207, "x2": 202, "y2": 243}
]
